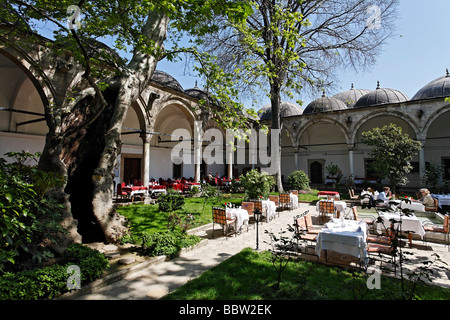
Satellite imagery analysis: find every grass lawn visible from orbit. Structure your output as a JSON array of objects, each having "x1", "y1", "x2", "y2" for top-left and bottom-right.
[
  {"x1": 163, "y1": 248, "x2": 450, "y2": 300},
  {"x1": 116, "y1": 193, "x2": 246, "y2": 236},
  {"x1": 116, "y1": 189, "x2": 320, "y2": 236}
]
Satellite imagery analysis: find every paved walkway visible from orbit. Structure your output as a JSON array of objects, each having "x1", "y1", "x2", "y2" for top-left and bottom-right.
[{"x1": 60, "y1": 202, "x2": 450, "y2": 300}]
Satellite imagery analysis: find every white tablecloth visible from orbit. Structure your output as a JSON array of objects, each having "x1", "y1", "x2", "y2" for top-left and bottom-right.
[
  {"x1": 315, "y1": 200, "x2": 347, "y2": 213},
  {"x1": 375, "y1": 212, "x2": 425, "y2": 238},
  {"x1": 398, "y1": 200, "x2": 425, "y2": 212},
  {"x1": 315, "y1": 219, "x2": 368, "y2": 259},
  {"x1": 262, "y1": 200, "x2": 277, "y2": 221},
  {"x1": 226, "y1": 207, "x2": 249, "y2": 231},
  {"x1": 290, "y1": 193, "x2": 298, "y2": 209},
  {"x1": 432, "y1": 194, "x2": 450, "y2": 208}
]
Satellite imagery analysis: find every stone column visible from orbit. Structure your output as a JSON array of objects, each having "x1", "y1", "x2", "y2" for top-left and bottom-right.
[
  {"x1": 348, "y1": 144, "x2": 355, "y2": 178},
  {"x1": 141, "y1": 133, "x2": 151, "y2": 188},
  {"x1": 418, "y1": 140, "x2": 426, "y2": 186}
]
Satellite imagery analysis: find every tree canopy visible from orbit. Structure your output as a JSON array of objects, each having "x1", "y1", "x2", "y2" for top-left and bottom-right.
[{"x1": 361, "y1": 123, "x2": 422, "y2": 193}]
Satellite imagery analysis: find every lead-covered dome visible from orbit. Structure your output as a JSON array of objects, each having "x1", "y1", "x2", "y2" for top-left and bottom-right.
[
  {"x1": 151, "y1": 70, "x2": 184, "y2": 92},
  {"x1": 303, "y1": 91, "x2": 347, "y2": 115},
  {"x1": 258, "y1": 101, "x2": 303, "y2": 120},
  {"x1": 354, "y1": 82, "x2": 409, "y2": 108},
  {"x1": 412, "y1": 69, "x2": 450, "y2": 101},
  {"x1": 333, "y1": 84, "x2": 370, "y2": 108}
]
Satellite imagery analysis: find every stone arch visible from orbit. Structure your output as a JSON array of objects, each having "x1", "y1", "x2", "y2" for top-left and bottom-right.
[
  {"x1": 350, "y1": 109, "x2": 420, "y2": 145},
  {"x1": 295, "y1": 117, "x2": 351, "y2": 147},
  {"x1": 422, "y1": 102, "x2": 450, "y2": 139},
  {"x1": 0, "y1": 47, "x2": 56, "y2": 110}
]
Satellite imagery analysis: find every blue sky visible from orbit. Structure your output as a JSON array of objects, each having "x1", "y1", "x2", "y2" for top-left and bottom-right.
[{"x1": 157, "y1": 0, "x2": 450, "y2": 109}]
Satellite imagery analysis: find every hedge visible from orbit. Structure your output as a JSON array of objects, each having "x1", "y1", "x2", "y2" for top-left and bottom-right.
[{"x1": 0, "y1": 243, "x2": 109, "y2": 300}]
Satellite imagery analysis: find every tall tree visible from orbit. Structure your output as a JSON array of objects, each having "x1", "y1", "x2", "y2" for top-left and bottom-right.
[
  {"x1": 0, "y1": 0, "x2": 252, "y2": 244},
  {"x1": 196, "y1": 0, "x2": 399, "y2": 191},
  {"x1": 361, "y1": 124, "x2": 422, "y2": 194}
]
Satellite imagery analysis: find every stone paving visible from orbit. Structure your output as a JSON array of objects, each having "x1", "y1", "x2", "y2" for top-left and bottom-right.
[{"x1": 60, "y1": 202, "x2": 450, "y2": 300}]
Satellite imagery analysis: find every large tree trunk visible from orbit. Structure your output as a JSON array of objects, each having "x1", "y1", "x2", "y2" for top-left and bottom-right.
[
  {"x1": 38, "y1": 10, "x2": 169, "y2": 245},
  {"x1": 270, "y1": 83, "x2": 284, "y2": 193}
]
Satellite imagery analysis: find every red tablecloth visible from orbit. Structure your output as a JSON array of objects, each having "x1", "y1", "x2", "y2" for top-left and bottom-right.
[{"x1": 318, "y1": 191, "x2": 340, "y2": 197}]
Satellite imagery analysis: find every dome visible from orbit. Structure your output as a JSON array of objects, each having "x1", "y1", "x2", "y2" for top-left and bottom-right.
[
  {"x1": 303, "y1": 91, "x2": 347, "y2": 115},
  {"x1": 258, "y1": 101, "x2": 303, "y2": 121},
  {"x1": 151, "y1": 70, "x2": 184, "y2": 92},
  {"x1": 184, "y1": 86, "x2": 208, "y2": 100},
  {"x1": 412, "y1": 69, "x2": 450, "y2": 100},
  {"x1": 333, "y1": 84, "x2": 370, "y2": 108},
  {"x1": 354, "y1": 82, "x2": 409, "y2": 108}
]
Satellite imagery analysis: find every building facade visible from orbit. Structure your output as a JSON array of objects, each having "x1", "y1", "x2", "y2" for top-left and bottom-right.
[{"x1": 1, "y1": 39, "x2": 450, "y2": 191}]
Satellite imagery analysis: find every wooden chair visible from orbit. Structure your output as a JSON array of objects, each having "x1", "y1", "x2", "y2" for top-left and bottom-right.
[
  {"x1": 250, "y1": 200, "x2": 267, "y2": 222},
  {"x1": 318, "y1": 200, "x2": 335, "y2": 223},
  {"x1": 348, "y1": 188, "x2": 359, "y2": 200},
  {"x1": 294, "y1": 215, "x2": 317, "y2": 252},
  {"x1": 367, "y1": 243, "x2": 396, "y2": 273},
  {"x1": 268, "y1": 195, "x2": 279, "y2": 207},
  {"x1": 212, "y1": 207, "x2": 237, "y2": 239},
  {"x1": 279, "y1": 193, "x2": 291, "y2": 210},
  {"x1": 422, "y1": 214, "x2": 449, "y2": 249},
  {"x1": 241, "y1": 202, "x2": 255, "y2": 231},
  {"x1": 425, "y1": 198, "x2": 439, "y2": 212},
  {"x1": 304, "y1": 212, "x2": 321, "y2": 234},
  {"x1": 351, "y1": 207, "x2": 375, "y2": 232}
]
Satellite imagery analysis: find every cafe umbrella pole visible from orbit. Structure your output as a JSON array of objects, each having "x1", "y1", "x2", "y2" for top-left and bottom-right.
[{"x1": 255, "y1": 208, "x2": 262, "y2": 251}]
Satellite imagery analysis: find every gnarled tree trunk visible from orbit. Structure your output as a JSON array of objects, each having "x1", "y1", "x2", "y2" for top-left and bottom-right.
[{"x1": 38, "y1": 10, "x2": 169, "y2": 244}]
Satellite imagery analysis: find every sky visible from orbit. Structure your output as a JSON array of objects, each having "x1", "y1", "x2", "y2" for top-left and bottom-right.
[{"x1": 157, "y1": 0, "x2": 450, "y2": 110}]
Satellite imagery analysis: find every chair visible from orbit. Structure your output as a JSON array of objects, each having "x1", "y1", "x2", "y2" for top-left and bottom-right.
[
  {"x1": 318, "y1": 200, "x2": 335, "y2": 223},
  {"x1": 425, "y1": 198, "x2": 439, "y2": 212},
  {"x1": 294, "y1": 215, "x2": 317, "y2": 252},
  {"x1": 348, "y1": 188, "x2": 359, "y2": 200},
  {"x1": 304, "y1": 212, "x2": 322, "y2": 234},
  {"x1": 279, "y1": 193, "x2": 291, "y2": 210},
  {"x1": 116, "y1": 182, "x2": 129, "y2": 201},
  {"x1": 289, "y1": 190, "x2": 299, "y2": 196},
  {"x1": 268, "y1": 195, "x2": 279, "y2": 207},
  {"x1": 241, "y1": 202, "x2": 255, "y2": 231},
  {"x1": 422, "y1": 214, "x2": 449, "y2": 249},
  {"x1": 250, "y1": 200, "x2": 267, "y2": 222},
  {"x1": 212, "y1": 207, "x2": 237, "y2": 239},
  {"x1": 351, "y1": 207, "x2": 375, "y2": 232},
  {"x1": 366, "y1": 243, "x2": 396, "y2": 272}
]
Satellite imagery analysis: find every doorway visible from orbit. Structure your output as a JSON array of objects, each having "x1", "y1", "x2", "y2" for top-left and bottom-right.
[
  {"x1": 123, "y1": 158, "x2": 141, "y2": 184},
  {"x1": 310, "y1": 160, "x2": 324, "y2": 184}
]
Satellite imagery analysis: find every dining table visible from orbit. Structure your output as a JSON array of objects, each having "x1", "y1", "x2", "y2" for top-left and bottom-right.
[
  {"x1": 431, "y1": 194, "x2": 450, "y2": 208},
  {"x1": 375, "y1": 211, "x2": 425, "y2": 246},
  {"x1": 317, "y1": 191, "x2": 340, "y2": 199},
  {"x1": 315, "y1": 218, "x2": 368, "y2": 262},
  {"x1": 397, "y1": 199, "x2": 425, "y2": 212},
  {"x1": 226, "y1": 206, "x2": 249, "y2": 231},
  {"x1": 315, "y1": 199, "x2": 347, "y2": 218},
  {"x1": 289, "y1": 193, "x2": 299, "y2": 209},
  {"x1": 122, "y1": 185, "x2": 148, "y2": 198},
  {"x1": 261, "y1": 199, "x2": 277, "y2": 221}
]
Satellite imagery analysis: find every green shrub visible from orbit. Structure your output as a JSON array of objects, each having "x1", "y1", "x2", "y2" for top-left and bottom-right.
[
  {"x1": 287, "y1": 170, "x2": 310, "y2": 191},
  {"x1": 138, "y1": 231, "x2": 201, "y2": 257},
  {"x1": 239, "y1": 169, "x2": 275, "y2": 200},
  {"x1": 0, "y1": 243, "x2": 109, "y2": 300},
  {"x1": 158, "y1": 189, "x2": 185, "y2": 212},
  {"x1": 0, "y1": 152, "x2": 66, "y2": 271}
]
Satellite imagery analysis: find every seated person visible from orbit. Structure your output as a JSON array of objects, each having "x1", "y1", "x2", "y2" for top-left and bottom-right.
[
  {"x1": 377, "y1": 186, "x2": 393, "y2": 201},
  {"x1": 412, "y1": 188, "x2": 435, "y2": 209}
]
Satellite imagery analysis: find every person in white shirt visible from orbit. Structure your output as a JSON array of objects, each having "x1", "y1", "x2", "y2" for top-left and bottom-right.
[{"x1": 378, "y1": 186, "x2": 393, "y2": 201}]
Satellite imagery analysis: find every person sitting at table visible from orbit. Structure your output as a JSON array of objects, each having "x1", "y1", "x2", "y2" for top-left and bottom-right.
[
  {"x1": 412, "y1": 188, "x2": 435, "y2": 209},
  {"x1": 377, "y1": 186, "x2": 393, "y2": 201}
]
